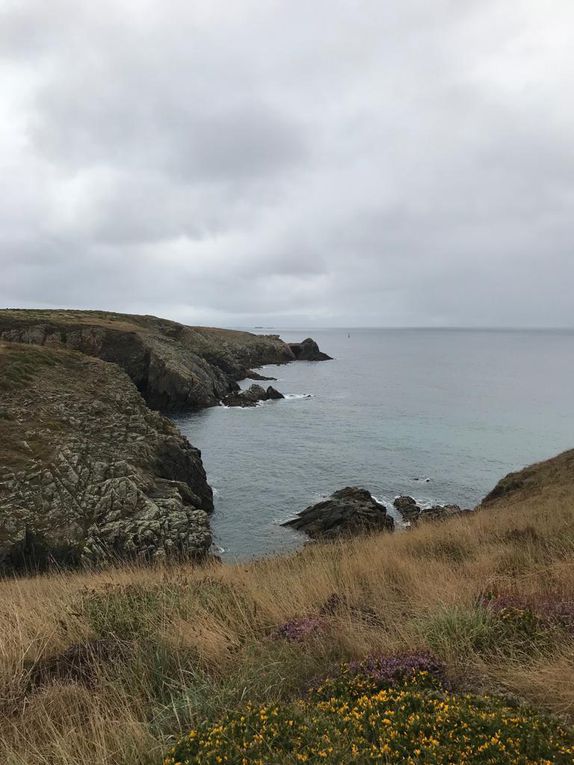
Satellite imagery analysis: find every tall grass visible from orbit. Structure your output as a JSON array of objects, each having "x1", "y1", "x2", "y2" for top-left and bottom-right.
[{"x1": 0, "y1": 494, "x2": 573, "y2": 764}]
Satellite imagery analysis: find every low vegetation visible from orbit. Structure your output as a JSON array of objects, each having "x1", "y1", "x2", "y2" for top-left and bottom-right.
[{"x1": 0, "y1": 463, "x2": 573, "y2": 764}]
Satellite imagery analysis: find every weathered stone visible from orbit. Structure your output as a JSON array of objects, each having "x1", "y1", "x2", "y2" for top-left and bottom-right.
[
  {"x1": 393, "y1": 495, "x2": 421, "y2": 521},
  {"x1": 287, "y1": 338, "x2": 332, "y2": 361},
  {"x1": 244, "y1": 369, "x2": 277, "y2": 381},
  {"x1": 418, "y1": 504, "x2": 469, "y2": 523},
  {"x1": 283, "y1": 486, "x2": 394, "y2": 539},
  {"x1": 0, "y1": 343, "x2": 213, "y2": 572},
  {"x1": 223, "y1": 384, "x2": 285, "y2": 407}
]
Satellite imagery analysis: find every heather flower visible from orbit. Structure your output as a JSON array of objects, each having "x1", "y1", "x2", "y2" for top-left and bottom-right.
[
  {"x1": 309, "y1": 651, "x2": 449, "y2": 701},
  {"x1": 272, "y1": 616, "x2": 325, "y2": 642}
]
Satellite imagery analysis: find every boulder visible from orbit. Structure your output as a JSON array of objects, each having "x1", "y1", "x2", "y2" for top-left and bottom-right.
[
  {"x1": 265, "y1": 386, "x2": 285, "y2": 400},
  {"x1": 283, "y1": 487, "x2": 394, "y2": 539},
  {"x1": 393, "y1": 495, "x2": 421, "y2": 521},
  {"x1": 288, "y1": 338, "x2": 332, "y2": 361},
  {"x1": 223, "y1": 384, "x2": 284, "y2": 407}
]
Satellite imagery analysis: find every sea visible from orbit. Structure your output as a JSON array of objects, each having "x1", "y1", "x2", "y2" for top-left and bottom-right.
[{"x1": 173, "y1": 328, "x2": 574, "y2": 560}]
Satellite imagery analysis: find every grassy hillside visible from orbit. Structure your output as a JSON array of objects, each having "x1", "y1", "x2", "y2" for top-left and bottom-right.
[{"x1": 0, "y1": 450, "x2": 573, "y2": 763}]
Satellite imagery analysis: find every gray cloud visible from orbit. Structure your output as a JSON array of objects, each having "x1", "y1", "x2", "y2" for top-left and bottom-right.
[{"x1": 1, "y1": 0, "x2": 573, "y2": 327}]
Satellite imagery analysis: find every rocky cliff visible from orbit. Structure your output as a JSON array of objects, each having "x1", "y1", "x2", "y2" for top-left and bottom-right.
[
  {"x1": 0, "y1": 310, "x2": 332, "y2": 572},
  {"x1": 0, "y1": 310, "x2": 300, "y2": 411},
  {"x1": 0, "y1": 342, "x2": 213, "y2": 571}
]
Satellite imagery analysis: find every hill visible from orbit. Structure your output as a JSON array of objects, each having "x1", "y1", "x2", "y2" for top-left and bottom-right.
[{"x1": 0, "y1": 449, "x2": 572, "y2": 764}]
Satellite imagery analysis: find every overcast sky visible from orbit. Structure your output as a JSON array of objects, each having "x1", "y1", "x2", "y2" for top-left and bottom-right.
[{"x1": 1, "y1": 0, "x2": 573, "y2": 328}]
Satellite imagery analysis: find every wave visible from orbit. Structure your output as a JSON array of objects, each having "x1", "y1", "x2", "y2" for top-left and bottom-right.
[{"x1": 283, "y1": 393, "x2": 314, "y2": 400}]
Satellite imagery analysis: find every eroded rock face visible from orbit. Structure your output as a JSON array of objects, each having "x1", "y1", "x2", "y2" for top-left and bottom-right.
[
  {"x1": 223, "y1": 384, "x2": 285, "y2": 407},
  {"x1": 0, "y1": 343, "x2": 213, "y2": 572},
  {"x1": 287, "y1": 338, "x2": 332, "y2": 361},
  {"x1": 283, "y1": 487, "x2": 394, "y2": 539}
]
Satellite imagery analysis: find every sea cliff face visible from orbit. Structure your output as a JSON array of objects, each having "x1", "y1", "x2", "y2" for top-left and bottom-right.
[
  {"x1": 0, "y1": 310, "x2": 297, "y2": 410},
  {"x1": 0, "y1": 342, "x2": 214, "y2": 571}
]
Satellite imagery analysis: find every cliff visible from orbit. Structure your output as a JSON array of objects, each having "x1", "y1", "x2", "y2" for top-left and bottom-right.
[
  {"x1": 0, "y1": 310, "x2": 298, "y2": 410},
  {"x1": 0, "y1": 342, "x2": 213, "y2": 571}
]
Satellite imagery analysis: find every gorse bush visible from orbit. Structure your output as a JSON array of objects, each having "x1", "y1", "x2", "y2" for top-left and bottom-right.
[{"x1": 165, "y1": 657, "x2": 574, "y2": 765}]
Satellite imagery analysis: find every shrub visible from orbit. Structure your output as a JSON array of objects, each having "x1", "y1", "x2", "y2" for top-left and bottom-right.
[{"x1": 164, "y1": 659, "x2": 574, "y2": 764}]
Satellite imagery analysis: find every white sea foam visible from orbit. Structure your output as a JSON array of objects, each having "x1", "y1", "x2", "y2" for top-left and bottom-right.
[{"x1": 284, "y1": 393, "x2": 314, "y2": 400}]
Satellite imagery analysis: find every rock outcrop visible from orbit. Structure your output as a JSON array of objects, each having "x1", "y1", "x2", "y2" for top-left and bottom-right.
[
  {"x1": 0, "y1": 342, "x2": 213, "y2": 572},
  {"x1": 283, "y1": 487, "x2": 394, "y2": 539},
  {"x1": 418, "y1": 504, "x2": 469, "y2": 523},
  {"x1": 244, "y1": 369, "x2": 277, "y2": 381},
  {"x1": 223, "y1": 384, "x2": 285, "y2": 408},
  {"x1": 288, "y1": 338, "x2": 332, "y2": 361},
  {"x1": 393, "y1": 496, "x2": 421, "y2": 522},
  {"x1": 393, "y1": 496, "x2": 468, "y2": 525}
]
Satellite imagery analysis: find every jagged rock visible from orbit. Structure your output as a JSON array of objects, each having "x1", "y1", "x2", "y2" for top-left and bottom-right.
[
  {"x1": 283, "y1": 487, "x2": 394, "y2": 539},
  {"x1": 393, "y1": 495, "x2": 421, "y2": 521},
  {"x1": 0, "y1": 343, "x2": 213, "y2": 572},
  {"x1": 223, "y1": 384, "x2": 284, "y2": 407},
  {"x1": 418, "y1": 504, "x2": 469, "y2": 523},
  {"x1": 288, "y1": 338, "x2": 332, "y2": 361},
  {"x1": 244, "y1": 369, "x2": 277, "y2": 381},
  {"x1": 265, "y1": 386, "x2": 284, "y2": 400}
]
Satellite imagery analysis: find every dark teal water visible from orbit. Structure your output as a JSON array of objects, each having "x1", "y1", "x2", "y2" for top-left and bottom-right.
[{"x1": 173, "y1": 329, "x2": 574, "y2": 560}]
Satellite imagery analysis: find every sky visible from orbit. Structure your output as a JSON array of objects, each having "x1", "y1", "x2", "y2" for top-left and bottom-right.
[{"x1": 1, "y1": 0, "x2": 573, "y2": 328}]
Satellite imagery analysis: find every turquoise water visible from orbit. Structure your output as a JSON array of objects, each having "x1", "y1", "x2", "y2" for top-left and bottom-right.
[{"x1": 173, "y1": 329, "x2": 574, "y2": 560}]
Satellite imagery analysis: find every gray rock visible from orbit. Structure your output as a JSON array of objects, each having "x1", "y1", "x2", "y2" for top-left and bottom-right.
[
  {"x1": 283, "y1": 486, "x2": 394, "y2": 539},
  {"x1": 244, "y1": 369, "x2": 277, "y2": 381},
  {"x1": 287, "y1": 338, "x2": 332, "y2": 361},
  {"x1": 419, "y1": 504, "x2": 469, "y2": 523},
  {"x1": 393, "y1": 495, "x2": 421, "y2": 521},
  {"x1": 223, "y1": 384, "x2": 284, "y2": 407},
  {"x1": 0, "y1": 343, "x2": 213, "y2": 572}
]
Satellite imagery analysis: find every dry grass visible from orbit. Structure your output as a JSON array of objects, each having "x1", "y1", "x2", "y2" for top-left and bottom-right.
[{"x1": 0, "y1": 485, "x2": 573, "y2": 764}]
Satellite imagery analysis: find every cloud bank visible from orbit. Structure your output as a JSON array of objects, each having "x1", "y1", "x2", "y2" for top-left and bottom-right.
[{"x1": 1, "y1": 0, "x2": 573, "y2": 327}]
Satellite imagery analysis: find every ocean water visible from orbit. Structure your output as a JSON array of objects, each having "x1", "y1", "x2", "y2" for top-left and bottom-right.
[{"x1": 173, "y1": 329, "x2": 574, "y2": 560}]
